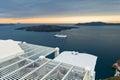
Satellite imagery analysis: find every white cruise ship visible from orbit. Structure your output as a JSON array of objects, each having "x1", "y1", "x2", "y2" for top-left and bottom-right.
[
  {"x1": 54, "y1": 34, "x2": 67, "y2": 38},
  {"x1": 0, "y1": 39, "x2": 97, "y2": 80}
]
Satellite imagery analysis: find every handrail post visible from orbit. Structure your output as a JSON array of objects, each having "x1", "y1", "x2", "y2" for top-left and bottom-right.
[
  {"x1": 84, "y1": 67, "x2": 92, "y2": 80},
  {"x1": 55, "y1": 47, "x2": 59, "y2": 57},
  {"x1": 39, "y1": 56, "x2": 46, "y2": 64}
]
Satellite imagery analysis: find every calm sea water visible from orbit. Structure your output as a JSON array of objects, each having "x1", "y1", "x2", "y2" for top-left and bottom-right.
[{"x1": 0, "y1": 24, "x2": 120, "y2": 79}]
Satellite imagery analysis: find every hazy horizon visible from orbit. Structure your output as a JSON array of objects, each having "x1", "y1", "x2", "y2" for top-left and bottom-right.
[{"x1": 0, "y1": 0, "x2": 120, "y2": 23}]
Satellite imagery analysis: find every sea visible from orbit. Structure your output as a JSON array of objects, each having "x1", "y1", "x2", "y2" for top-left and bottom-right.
[{"x1": 0, "y1": 24, "x2": 120, "y2": 79}]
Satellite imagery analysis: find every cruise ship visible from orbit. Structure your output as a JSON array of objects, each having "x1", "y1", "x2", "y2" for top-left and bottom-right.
[
  {"x1": 54, "y1": 34, "x2": 67, "y2": 38},
  {"x1": 0, "y1": 39, "x2": 97, "y2": 80}
]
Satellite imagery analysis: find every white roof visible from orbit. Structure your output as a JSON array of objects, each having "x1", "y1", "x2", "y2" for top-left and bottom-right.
[
  {"x1": 0, "y1": 39, "x2": 24, "y2": 61},
  {"x1": 54, "y1": 51, "x2": 97, "y2": 71}
]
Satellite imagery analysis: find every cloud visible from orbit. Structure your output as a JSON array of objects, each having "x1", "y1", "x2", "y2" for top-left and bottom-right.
[{"x1": 0, "y1": 0, "x2": 120, "y2": 18}]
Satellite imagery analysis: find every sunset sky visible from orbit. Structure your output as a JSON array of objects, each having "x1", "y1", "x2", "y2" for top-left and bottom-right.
[{"x1": 0, "y1": 0, "x2": 120, "y2": 24}]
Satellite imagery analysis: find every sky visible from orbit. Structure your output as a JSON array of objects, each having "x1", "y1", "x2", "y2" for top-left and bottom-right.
[{"x1": 0, "y1": 0, "x2": 120, "y2": 23}]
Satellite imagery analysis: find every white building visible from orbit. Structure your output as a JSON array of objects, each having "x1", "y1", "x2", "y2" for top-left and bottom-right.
[{"x1": 0, "y1": 39, "x2": 97, "y2": 80}]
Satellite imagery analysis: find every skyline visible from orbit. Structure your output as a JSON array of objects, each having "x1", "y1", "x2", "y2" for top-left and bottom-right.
[{"x1": 0, "y1": 0, "x2": 120, "y2": 23}]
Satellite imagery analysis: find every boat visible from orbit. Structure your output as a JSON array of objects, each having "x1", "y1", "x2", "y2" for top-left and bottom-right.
[
  {"x1": 54, "y1": 34, "x2": 67, "y2": 38},
  {"x1": 0, "y1": 39, "x2": 97, "y2": 80}
]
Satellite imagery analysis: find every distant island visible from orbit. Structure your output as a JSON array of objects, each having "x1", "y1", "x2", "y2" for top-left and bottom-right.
[
  {"x1": 0, "y1": 23, "x2": 15, "y2": 26},
  {"x1": 75, "y1": 22, "x2": 120, "y2": 26},
  {"x1": 16, "y1": 25, "x2": 78, "y2": 32}
]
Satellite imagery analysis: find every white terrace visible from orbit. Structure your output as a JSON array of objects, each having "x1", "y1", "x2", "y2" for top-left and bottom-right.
[{"x1": 0, "y1": 39, "x2": 97, "y2": 80}]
